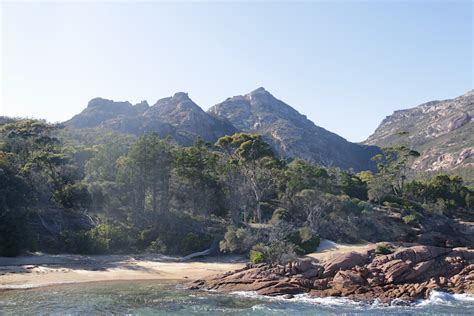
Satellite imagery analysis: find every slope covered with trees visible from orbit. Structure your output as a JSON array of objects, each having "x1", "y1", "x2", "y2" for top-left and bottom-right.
[{"x1": 0, "y1": 119, "x2": 472, "y2": 259}]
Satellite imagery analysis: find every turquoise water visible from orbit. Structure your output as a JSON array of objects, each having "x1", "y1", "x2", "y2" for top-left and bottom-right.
[{"x1": 0, "y1": 280, "x2": 473, "y2": 315}]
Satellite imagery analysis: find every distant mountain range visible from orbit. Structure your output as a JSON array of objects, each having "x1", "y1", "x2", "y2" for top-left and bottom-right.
[
  {"x1": 65, "y1": 88, "x2": 379, "y2": 171},
  {"x1": 364, "y1": 90, "x2": 473, "y2": 177},
  {"x1": 61, "y1": 88, "x2": 473, "y2": 175}
]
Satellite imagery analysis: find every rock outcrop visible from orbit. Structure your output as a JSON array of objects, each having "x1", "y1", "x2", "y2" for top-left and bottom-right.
[
  {"x1": 364, "y1": 90, "x2": 473, "y2": 177},
  {"x1": 188, "y1": 245, "x2": 474, "y2": 303},
  {"x1": 209, "y1": 88, "x2": 380, "y2": 171},
  {"x1": 65, "y1": 94, "x2": 236, "y2": 145}
]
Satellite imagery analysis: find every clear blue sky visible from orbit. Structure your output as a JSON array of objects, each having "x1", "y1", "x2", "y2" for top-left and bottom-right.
[{"x1": 1, "y1": 1, "x2": 472, "y2": 142}]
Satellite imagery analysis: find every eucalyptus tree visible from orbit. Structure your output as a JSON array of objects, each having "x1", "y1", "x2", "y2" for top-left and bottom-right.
[
  {"x1": 371, "y1": 145, "x2": 420, "y2": 196},
  {"x1": 216, "y1": 133, "x2": 280, "y2": 223}
]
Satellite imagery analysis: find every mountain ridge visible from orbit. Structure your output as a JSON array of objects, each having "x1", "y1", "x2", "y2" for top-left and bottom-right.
[
  {"x1": 364, "y1": 89, "x2": 473, "y2": 178},
  {"x1": 64, "y1": 88, "x2": 380, "y2": 171}
]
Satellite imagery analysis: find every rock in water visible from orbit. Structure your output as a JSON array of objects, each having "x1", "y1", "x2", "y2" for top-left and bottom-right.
[{"x1": 187, "y1": 245, "x2": 474, "y2": 303}]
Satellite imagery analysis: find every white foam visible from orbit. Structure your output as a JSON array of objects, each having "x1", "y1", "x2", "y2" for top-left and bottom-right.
[
  {"x1": 231, "y1": 290, "x2": 474, "y2": 309},
  {"x1": 416, "y1": 290, "x2": 474, "y2": 307}
]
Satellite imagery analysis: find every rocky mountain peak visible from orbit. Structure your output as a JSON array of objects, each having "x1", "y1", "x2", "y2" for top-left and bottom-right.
[
  {"x1": 151, "y1": 92, "x2": 203, "y2": 115},
  {"x1": 247, "y1": 87, "x2": 269, "y2": 96},
  {"x1": 208, "y1": 88, "x2": 379, "y2": 170},
  {"x1": 172, "y1": 92, "x2": 190, "y2": 101},
  {"x1": 86, "y1": 97, "x2": 132, "y2": 110},
  {"x1": 364, "y1": 91, "x2": 473, "y2": 175}
]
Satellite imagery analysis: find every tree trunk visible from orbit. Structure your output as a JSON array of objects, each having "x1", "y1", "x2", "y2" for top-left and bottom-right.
[
  {"x1": 152, "y1": 182, "x2": 157, "y2": 214},
  {"x1": 159, "y1": 175, "x2": 170, "y2": 214},
  {"x1": 256, "y1": 201, "x2": 262, "y2": 223}
]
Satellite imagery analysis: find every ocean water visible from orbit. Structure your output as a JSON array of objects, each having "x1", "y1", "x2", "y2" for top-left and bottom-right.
[{"x1": 0, "y1": 280, "x2": 473, "y2": 315}]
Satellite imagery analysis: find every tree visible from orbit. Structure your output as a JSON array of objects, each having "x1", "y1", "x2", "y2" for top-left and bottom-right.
[
  {"x1": 339, "y1": 171, "x2": 368, "y2": 200},
  {"x1": 117, "y1": 134, "x2": 173, "y2": 222},
  {"x1": 216, "y1": 133, "x2": 279, "y2": 223},
  {"x1": 372, "y1": 145, "x2": 420, "y2": 196},
  {"x1": 295, "y1": 190, "x2": 332, "y2": 231},
  {"x1": 174, "y1": 138, "x2": 222, "y2": 218}
]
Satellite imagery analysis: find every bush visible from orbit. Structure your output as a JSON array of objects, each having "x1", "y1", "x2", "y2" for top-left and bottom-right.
[
  {"x1": 94, "y1": 223, "x2": 133, "y2": 251},
  {"x1": 60, "y1": 223, "x2": 134, "y2": 254},
  {"x1": 180, "y1": 232, "x2": 211, "y2": 255},
  {"x1": 60, "y1": 229, "x2": 108, "y2": 254},
  {"x1": 290, "y1": 226, "x2": 320, "y2": 255},
  {"x1": 0, "y1": 212, "x2": 35, "y2": 257},
  {"x1": 54, "y1": 183, "x2": 91, "y2": 210},
  {"x1": 219, "y1": 225, "x2": 255, "y2": 254},
  {"x1": 147, "y1": 238, "x2": 167, "y2": 253},
  {"x1": 402, "y1": 213, "x2": 418, "y2": 225},
  {"x1": 376, "y1": 244, "x2": 393, "y2": 255},
  {"x1": 384, "y1": 195, "x2": 423, "y2": 212},
  {"x1": 249, "y1": 249, "x2": 266, "y2": 264},
  {"x1": 357, "y1": 200, "x2": 374, "y2": 213}
]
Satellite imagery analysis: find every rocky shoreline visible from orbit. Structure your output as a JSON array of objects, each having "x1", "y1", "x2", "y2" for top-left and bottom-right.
[{"x1": 188, "y1": 245, "x2": 474, "y2": 303}]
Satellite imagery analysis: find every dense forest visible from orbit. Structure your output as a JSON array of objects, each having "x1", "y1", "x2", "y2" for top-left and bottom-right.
[{"x1": 0, "y1": 119, "x2": 473, "y2": 261}]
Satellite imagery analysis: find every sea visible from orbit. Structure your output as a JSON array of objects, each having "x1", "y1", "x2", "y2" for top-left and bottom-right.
[{"x1": 0, "y1": 280, "x2": 473, "y2": 315}]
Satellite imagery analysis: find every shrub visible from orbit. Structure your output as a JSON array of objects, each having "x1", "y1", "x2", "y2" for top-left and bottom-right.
[
  {"x1": 402, "y1": 213, "x2": 418, "y2": 225},
  {"x1": 376, "y1": 244, "x2": 393, "y2": 255},
  {"x1": 147, "y1": 238, "x2": 167, "y2": 253},
  {"x1": 249, "y1": 249, "x2": 266, "y2": 264},
  {"x1": 60, "y1": 229, "x2": 108, "y2": 254},
  {"x1": 265, "y1": 222, "x2": 298, "y2": 264},
  {"x1": 180, "y1": 232, "x2": 212, "y2": 255},
  {"x1": 219, "y1": 225, "x2": 255, "y2": 254},
  {"x1": 94, "y1": 224, "x2": 132, "y2": 251},
  {"x1": 291, "y1": 226, "x2": 320, "y2": 255},
  {"x1": 0, "y1": 212, "x2": 35, "y2": 257},
  {"x1": 357, "y1": 200, "x2": 374, "y2": 213}
]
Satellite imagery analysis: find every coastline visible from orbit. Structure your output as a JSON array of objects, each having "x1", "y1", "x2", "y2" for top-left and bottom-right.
[
  {"x1": 0, "y1": 253, "x2": 246, "y2": 290},
  {"x1": 0, "y1": 241, "x2": 373, "y2": 290}
]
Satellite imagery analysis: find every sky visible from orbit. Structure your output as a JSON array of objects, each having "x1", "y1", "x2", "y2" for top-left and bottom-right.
[{"x1": 0, "y1": 1, "x2": 472, "y2": 142}]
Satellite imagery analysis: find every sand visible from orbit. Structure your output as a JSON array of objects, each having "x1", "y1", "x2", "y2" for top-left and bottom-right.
[
  {"x1": 0, "y1": 241, "x2": 375, "y2": 290},
  {"x1": 306, "y1": 239, "x2": 375, "y2": 262},
  {"x1": 0, "y1": 253, "x2": 246, "y2": 289}
]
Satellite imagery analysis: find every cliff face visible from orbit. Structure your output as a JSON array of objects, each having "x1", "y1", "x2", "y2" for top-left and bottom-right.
[
  {"x1": 209, "y1": 88, "x2": 379, "y2": 171},
  {"x1": 364, "y1": 90, "x2": 473, "y2": 175},
  {"x1": 65, "y1": 93, "x2": 236, "y2": 145}
]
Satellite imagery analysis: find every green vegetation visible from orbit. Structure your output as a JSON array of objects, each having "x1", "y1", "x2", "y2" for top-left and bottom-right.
[
  {"x1": 376, "y1": 244, "x2": 393, "y2": 255},
  {"x1": 0, "y1": 119, "x2": 472, "y2": 261},
  {"x1": 249, "y1": 249, "x2": 266, "y2": 264}
]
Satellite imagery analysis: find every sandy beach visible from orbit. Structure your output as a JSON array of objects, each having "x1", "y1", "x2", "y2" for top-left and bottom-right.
[
  {"x1": 0, "y1": 253, "x2": 246, "y2": 290},
  {"x1": 0, "y1": 241, "x2": 375, "y2": 290}
]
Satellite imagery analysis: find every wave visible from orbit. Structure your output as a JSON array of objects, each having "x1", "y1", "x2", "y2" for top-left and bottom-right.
[
  {"x1": 416, "y1": 290, "x2": 474, "y2": 307},
  {"x1": 230, "y1": 290, "x2": 474, "y2": 309}
]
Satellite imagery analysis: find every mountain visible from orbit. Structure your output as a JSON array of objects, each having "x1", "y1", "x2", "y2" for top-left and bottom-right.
[
  {"x1": 364, "y1": 90, "x2": 473, "y2": 177},
  {"x1": 65, "y1": 93, "x2": 236, "y2": 145},
  {"x1": 64, "y1": 88, "x2": 379, "y2": 170},
  {"x1": 208, "y1": 88, "x2": 379, "y2": 170}
]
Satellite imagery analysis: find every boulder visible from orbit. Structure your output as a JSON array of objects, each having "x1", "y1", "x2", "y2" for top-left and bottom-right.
[{"x1": 188, "y1": 245, "x2": 474, "y2": 302}]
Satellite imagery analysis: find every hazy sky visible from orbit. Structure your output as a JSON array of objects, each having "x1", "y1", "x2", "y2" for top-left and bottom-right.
[{"x1": 1, "y1": 1, "x2": 472, "y2": 142}]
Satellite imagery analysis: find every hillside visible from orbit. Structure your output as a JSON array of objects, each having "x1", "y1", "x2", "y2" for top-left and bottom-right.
[
  {"x1": 65, "y1": 93, "x2": 236, "y2": 145},
  {"x1": 208, "y1": 88, "x2": 379, "y2": 171},
  {"x1": 364, "y1": 90, "x2": 473, "y2": 180}
]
